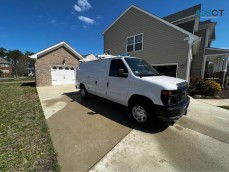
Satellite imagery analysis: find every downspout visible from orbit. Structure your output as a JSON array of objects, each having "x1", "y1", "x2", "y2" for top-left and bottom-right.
[{"x1": 185, "y1": 37, "x2": 193, "y2": 82}]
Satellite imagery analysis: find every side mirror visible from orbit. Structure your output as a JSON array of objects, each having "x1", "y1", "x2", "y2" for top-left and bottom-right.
[{"x1": 118, "y1": 69, "x2": 128, "y2": 77}]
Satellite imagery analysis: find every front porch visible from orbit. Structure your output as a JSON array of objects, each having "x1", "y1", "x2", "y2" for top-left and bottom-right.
[{"x1": 202, "y1": 48, "x2": 229, "y2": 87}]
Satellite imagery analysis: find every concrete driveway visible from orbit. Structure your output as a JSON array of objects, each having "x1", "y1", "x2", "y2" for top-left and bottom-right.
[
  {"x1": 37, "y1": 85, "x2": 229, "y2": 171},
  {"x1": 37, "y1": 85, "x2": 134, "y2": 171}
]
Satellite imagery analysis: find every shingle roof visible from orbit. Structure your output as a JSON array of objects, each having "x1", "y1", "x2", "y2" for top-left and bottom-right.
[
  {"x1": 205, "y1": 48, "x2": 229, "y2": 56},
  {"x1": 0, "y1": 57, "x2": 11, "y2": 64},
  {"x1": 163, "y1": 4, "x2": 201, "y2": 22}
]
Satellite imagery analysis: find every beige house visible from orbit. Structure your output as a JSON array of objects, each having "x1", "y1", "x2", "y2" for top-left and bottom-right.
[
  {"x1": 30, "y1": 41, "x2": 84, "y2": 87},
  {"x1": 103, "y1": 4, "x2": 229, "y2": 84}
]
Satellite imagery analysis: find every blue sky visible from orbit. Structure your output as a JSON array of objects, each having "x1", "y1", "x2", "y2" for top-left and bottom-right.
[{"x1": 0, "y1": 0, "x2": 228, "y2": 55}]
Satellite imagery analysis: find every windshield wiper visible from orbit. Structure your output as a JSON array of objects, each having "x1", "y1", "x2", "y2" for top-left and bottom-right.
[{"x1": 136, "y1": 71, "x2": 158, "y2": 77}]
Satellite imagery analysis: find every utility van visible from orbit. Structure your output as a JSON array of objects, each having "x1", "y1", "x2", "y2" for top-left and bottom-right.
[{"x1": 76, "y1": 55, "x2": 189, "y2": 127}]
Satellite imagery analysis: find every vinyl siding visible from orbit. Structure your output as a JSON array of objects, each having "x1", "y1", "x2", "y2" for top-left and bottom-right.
[
  {"x1": 104, "y1": 7, "x2": 189, "y2": 80},
  {"x1": 190, "y1": 29, "x2": 206, "y2": 76}
]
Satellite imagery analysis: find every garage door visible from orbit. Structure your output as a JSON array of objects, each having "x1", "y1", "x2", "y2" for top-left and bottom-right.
[
  {"x1": 51, "y1": 66, "x2": 75, "y2": 85},
  {"x1": 152, "y1": 64, "x2": 178, "y2": 77}
]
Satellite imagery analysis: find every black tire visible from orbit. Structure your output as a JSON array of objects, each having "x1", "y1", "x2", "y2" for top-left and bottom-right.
[
  {"x1": 129, "y1": 101, "x2": 155, "y2": 127},
  {"x1": 80, "y1": 86, "x2": 89, "y2": 99}
]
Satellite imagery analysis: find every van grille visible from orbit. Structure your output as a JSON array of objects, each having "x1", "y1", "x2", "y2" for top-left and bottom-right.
[{"x1": 177, "y1": 82, "x2": 188, "y2": 103}]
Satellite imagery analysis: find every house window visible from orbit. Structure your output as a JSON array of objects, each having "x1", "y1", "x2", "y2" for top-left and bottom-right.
[
  {"x1": 127, "y1": 33, "x2": 143, "y2": 52},
  {"x1": 65, "y1": 67, "x2": 69, "y2": 70},
  {"x1": 0, "y1": 64, "x2": 9, "y2": 67},
  {"x1": 52, "y1": 66, "x2": 57, "y2": 70},
  {"x1": 1, "y1": 70, "x2": 9, "y2": 73},
  {"x1": 59, "y1": 67, "x2": 63, "y2": 70},
  {"x1": 70, "y1": 67, "x2": 74, "y2": 70}
]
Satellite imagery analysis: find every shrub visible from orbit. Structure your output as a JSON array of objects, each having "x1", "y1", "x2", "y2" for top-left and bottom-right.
[
  {"x1": 196, "y1": 80, "x2": 209, "y2": 95},
  {"x1": 190, "y1": 76, "x2": 203, "y2": 88},
  {"x1": 196, "y1": 80, "x2": 221, "y2": 96},
  {"x1": 206, "y1": 80, "x2": 221, "y2": 96}
]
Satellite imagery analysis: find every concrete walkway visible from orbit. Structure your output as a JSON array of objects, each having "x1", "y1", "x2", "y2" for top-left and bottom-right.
[{"x1": 195, "y1": 98, "x2": 229, "y2": 106}]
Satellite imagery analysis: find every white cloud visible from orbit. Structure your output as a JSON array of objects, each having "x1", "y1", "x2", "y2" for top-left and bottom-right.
[
  {"x1": 78, "y1": 16, "x2": 95, "y2": 24},
  {"x1": 73, "y1": 0, "x2": 91, "y2": 13},
  {"x1": 74, "y1": 5, "x2": 82, "y2": 12}
]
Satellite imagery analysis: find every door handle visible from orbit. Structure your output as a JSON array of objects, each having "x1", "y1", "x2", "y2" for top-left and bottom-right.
[
  {"x1": 95, "y1": 81, "x2": 97, "y2": 85},
  {"x1": 107, "y1": 82, "x2": 109, "y2": 87}
]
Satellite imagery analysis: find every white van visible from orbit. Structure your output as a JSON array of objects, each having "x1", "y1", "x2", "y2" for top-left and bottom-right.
[{"x1": 76, "y1": 55, "x2": 189, "y2": 127}]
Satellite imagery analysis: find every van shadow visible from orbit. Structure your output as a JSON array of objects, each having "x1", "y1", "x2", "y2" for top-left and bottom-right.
[
  {"x1": 20, "y1": 82, "x2": 36, "y2": 87},
  {"x1": 64, "y1": 91, "x2": 172, "y2": 134}
]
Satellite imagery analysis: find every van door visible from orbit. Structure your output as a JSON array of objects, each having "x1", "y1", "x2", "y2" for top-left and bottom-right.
[
  {"x1": 106, "y1": 59, "x2": 130, "y2": 105},
  {"x1": 95, "y1": 59, "x2": 110, "y2": 98}
]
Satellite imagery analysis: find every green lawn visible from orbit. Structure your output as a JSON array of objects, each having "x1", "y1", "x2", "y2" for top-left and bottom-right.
[
  {"x1": 0, "y1": 82, "x2": 59, "y2": 171},
  {"x1": 218, "y1": 106, "x2": 229, "y2": 110},
  {"x1": 0, "y1": 76, "x2": 35, "y2": 83}
]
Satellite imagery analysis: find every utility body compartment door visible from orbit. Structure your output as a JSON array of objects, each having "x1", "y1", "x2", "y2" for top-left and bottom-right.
[
  {"x1": 106, "y1": 59, "x2": 130, "y2": 105},
  {"x1": 94, "y1": 59, "x2": 110, "y2": 98}
]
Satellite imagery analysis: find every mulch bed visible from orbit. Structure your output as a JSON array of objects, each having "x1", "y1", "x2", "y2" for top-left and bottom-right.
[{"x1": 190, "y1": 87, "x2": 229, "y2": 99}]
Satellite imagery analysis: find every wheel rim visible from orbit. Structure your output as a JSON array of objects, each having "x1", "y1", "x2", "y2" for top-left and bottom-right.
[
  {"x1": 132, "y1": 105, "x2": 147, "y2": 122},
  {"x1": 80, "y1": 88, "x2": 86, "y2": 97}
]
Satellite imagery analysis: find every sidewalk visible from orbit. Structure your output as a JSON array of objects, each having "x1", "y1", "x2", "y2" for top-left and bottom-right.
[{"x1": 195, "y1": 98, "x2": 229, "y2": 106}]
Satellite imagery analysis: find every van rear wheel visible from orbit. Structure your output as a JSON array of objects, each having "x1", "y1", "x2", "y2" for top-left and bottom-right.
[
  {"x1": 129, "y1": 102, "x2": 155, "y2": 127},
  {"x1": 80, "y1": 86, "x2": 89, "y2": 99}
]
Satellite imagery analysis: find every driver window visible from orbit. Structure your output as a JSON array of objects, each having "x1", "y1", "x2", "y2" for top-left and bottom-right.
[{"x1": 109, "y1": 59, "x2": 128, "y2": 77}]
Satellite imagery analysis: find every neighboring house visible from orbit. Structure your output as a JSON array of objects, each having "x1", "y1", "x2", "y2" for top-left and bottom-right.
[
  {"x1": 103, "y1": 4, "x2": 229, "y2": 83},
  {"x1": 0, "y1": 57, "x2": 12, "y2": 77},
  {"x1": 30, "y1": 41, "x2": 84, "y2": 87}
]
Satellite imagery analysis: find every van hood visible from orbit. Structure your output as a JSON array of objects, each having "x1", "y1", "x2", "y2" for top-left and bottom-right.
[{"x1": 141, "y1": 75, "x2": 187, "y2": 90}]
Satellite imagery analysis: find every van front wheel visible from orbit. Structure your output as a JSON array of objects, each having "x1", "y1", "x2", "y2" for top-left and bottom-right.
[
  {"x1": 80, "y1": 86, "x2": 89, "y2": 99},
  {"x1": 129, "y1": 102, "x2": 155, "y2": 127}
]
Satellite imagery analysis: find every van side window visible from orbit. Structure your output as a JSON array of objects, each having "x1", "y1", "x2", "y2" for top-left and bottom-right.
[{"x1": 109, "y1": 59, "x2": 128, "y2": 77}]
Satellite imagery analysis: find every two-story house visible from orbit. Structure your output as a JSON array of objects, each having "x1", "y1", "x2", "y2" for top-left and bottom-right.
[
  {"x1": 0, "y1": 57, "x2": 12, "y2": 77},
  {"x1": 103, "y1": 4, "x2": 229, "y2": 84}
]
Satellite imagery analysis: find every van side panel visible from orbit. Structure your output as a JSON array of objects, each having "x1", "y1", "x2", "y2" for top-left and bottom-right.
[
  {"x1": 76, "y1": 59, "x2": 111, "y2": 97},
  {"x1": 94, "y1": 59, "x2": 110, "y2": 98}
]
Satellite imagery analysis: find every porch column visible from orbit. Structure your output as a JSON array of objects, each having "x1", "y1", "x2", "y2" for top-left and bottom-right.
[
  {"x1": 201, "y1": 55, "x2": 207, "y2": 79},
  {"x1": 222, "y1": 56, "x2": 228, "y2": 88}
]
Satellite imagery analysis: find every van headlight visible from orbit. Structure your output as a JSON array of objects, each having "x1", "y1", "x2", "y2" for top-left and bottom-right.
[{"x1": 161, "y1": 90, "x2": 177, "y2": 106}]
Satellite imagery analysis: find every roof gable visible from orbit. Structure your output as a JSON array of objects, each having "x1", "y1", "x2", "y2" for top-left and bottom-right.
[
  {"x1": 163, "y1": 4, "x2": 201, "y2": 23},
  {"x1": 103, "y1": 5, "x2": 199, "y2": 42},
  {"x1": 0, "y1": 57, "x2": 11, "y2": 64},
  {"x1": 30, "y1": 41, "x2": 84, "y2": 60}
]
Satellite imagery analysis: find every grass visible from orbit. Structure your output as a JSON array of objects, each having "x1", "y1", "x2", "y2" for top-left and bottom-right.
[
  {"x1": 0, "y1": 82, "x2": 59, "y2": 171},
  {"x1": 218, "y1": 106, "x2": 229, "y2": 110},
  {"x1": 0, "y1": 76, "x2": 35, "y2": 83}
]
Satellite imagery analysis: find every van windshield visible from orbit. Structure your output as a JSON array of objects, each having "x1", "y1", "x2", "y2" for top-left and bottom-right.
[{"x1": 124, "y1": 58, "x2": 159, "y2": 77}]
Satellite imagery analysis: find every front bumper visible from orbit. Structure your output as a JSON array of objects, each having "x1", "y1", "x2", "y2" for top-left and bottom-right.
[{"x1": 156, "y1": 97, "x2": 190, "y2": 121}]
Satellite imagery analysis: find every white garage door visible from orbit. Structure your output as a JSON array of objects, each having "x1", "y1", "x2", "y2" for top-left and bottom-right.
[{"x1": 51, "y1": 66, "x2": 75, "y2": 85}]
